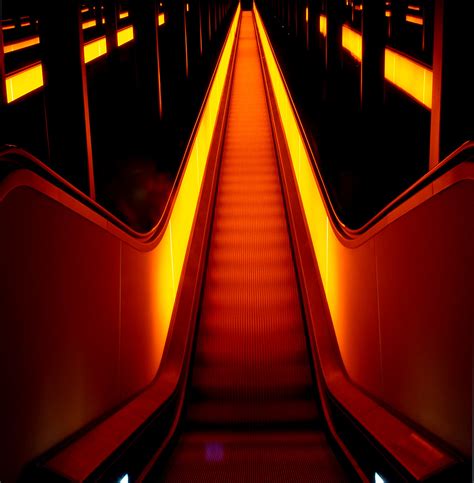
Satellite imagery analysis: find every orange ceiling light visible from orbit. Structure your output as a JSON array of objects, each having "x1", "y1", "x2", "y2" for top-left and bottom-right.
[
  {"x1": 5, "y1": 62, "x2": 44, "y2": 103},
  {"x1": 83, "y1": 36, "x2": 107, "y2": 63},
  {"x1": 4, "y1": 36, "x2": 40, "y2": 54},
  {"x1": 117, "y1": 25, "x2": 134, "y2": 46}
]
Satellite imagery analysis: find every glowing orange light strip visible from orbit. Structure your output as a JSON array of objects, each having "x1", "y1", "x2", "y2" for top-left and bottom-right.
[
  {"x1": 119, "y1": 11, "x2": 129, "y2": 19},
  {"x1": 319, "y1": 14, "x2": 327, "y2": 36},
  {"x1": 342, "y1": 24, "x2": 362, "y2": 61},
  {"x1": 305, "y1": 7, "x2": 309, "y2": 23},
  {"x1": 186, "y1": 3, "x2": 190, "y2": 12},
  {"x1": 81, "y1": 7, "x2": 90, "y2": 13},
  {"x1": 20, "y1": 22, "x2": 31, "y2": 27},
  {"x1": 2, "y1": 24, "x2": 15, "y2": 31},
  {"x1": 386, "y1": 10, "x2": 392, "y2": 17},
  {"x1": 4, "y1": 36, "x2": 40, "y2": 53},
  {"x1": 117, "y1": 25, "x2": 134, "y2": 46},
  {"x1": 82, "y1": 19, "x2": 96, "y2": 30},
  {"x1": 83, "y1": 36, "x2": 107, "y2": 63},
  {"x1": 406, "y1": 14, "x2": 423, "y2": 25},
  {"x1": 151, "y1": 5, "x2": 240, "y2": 363},
  {"x1": 5, "y1": 63, "x2": 44, "y2": 103},
  {"x1": 408, "y1": 5, "x2": 421, "y2": 11},
  {"x1": 158, "y1": 13, "x2": 166, "y2": 26}
]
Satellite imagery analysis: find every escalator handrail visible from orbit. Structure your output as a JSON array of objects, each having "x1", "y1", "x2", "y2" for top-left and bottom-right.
[
  {"x1": 0, "y1": 8, "x2": 237, "y2": 245},
  {"x1": 253, "y1": 10, "x2": 474, "y2": 238}
]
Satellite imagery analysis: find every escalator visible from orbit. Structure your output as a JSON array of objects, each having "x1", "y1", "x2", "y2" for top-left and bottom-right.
[
  {"x1": 1, "y1": 6, "x2": 471, "y2": 483},
  {"x1": 139, "y1": 12, "x2": 352, "y2": 482}
]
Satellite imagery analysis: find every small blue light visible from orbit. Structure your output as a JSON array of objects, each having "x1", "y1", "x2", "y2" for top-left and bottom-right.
[
  {"x1": 119, "y1": 474, "x2": 129, "y2": 483},
  {"x1": 375, "y1": 473, "x2": 385, "y2": 483}
]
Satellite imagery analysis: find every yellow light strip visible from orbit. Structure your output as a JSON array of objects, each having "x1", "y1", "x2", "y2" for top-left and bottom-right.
[
  {"x1": 385, "y1": 47, "x2": 432, "y2": 108},
  {"x1": 186, "y1": 3, "x2": 190, "y2": 12},
  {"x1": 82, "y1": 19, "x2": 97, "y2": 30},
  {"x1": 5, "y1": 63, "x2": 44, "y2": 103},
  {"x1": 408, "y1": 5, "x2": 421, "y2": 11},
  {"x1": 4, "y1": 36, "x2": 40, "y2": 53},
  {"x1": 254, "y1": 4, "x2": 332, "y2": 299},
  {"x1": 81, "y1": 7, "x2": 90, "y2": 13},
  {"x1": 117, "y1": 25, "x2": 134, "y2": 46},
  {"x1": 119, "y1": 11, "x2": 129, "y2": 19},
  {"x1": 342, "y1": 24, "x2": 362, "y2": 61},
  {"x1": 305, "y1": 7, "x2": 309, "y2": 23},
  {"x1": 83, "y1": 36, "x2": 107, "y2": 63},
  {"x1": 406, "y1": 14, "x2": 423, "y2": 25},
  {"x1": 158, "y1": 13, "x2": 166, "y2": 26},
  {"x1": 319, "y1": 14, "x2": 327, "y2": 36},
  {"x1": 20, "y1": 22, "x2": 31, "y2": 27},
  {"x1": 2, "y1": 24, "x2": 15, "y2": 31},
  {"x1": 152, "y1": 5, "x2": 240, "y2": 364}
]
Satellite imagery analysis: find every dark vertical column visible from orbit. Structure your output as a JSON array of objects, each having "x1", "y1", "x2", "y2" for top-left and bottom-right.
[
  {"x1": 39, "y1": 0, "x2": 95, "y2": 197},
  {"x1": 0, "y1": 22, "x2": 6, "y2": 105},
  {"x1": 360, "y1": 0, "x2": 385, "y2": 115},
  {"x1": 308, "y1": 0, "x2": 321, "y2": 52},
  {"x1": 325, "y1": 0, "x2": 344, "y2": 85},
  {"x1": 130, "y1": 0, "x2": 162, "y2": 132},
  {"x1": 390, "y1": 0, "x2": 406, "y2": 49},
  {"x1": 94, "y1": 0, "x2": 103, "y2": 27},
  {"x1": 104, "y1": 0, "x2": 118, "y2": 55},
  {"x1": 422, "y1": 0, "x2": 434, "y2": 58},
  {"x1": 198, "y1": 0, "x2": 203, "y2": 55},
  {"x1": 429, "y1": 0, "x2": 473, "y2": 168},
  {"x1": 183, "y1": 0, "x2": 189, "y2": 77}
]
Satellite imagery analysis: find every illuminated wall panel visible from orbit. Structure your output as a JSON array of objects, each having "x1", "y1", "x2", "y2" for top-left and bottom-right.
[
  {"x1": 342, "y1": 24, "x2": 362, "y2": 61},
  {"x1": 385, "y1": 47, "x2": 432, "y2": 108},
  {"x1": 4, "y1": 36, "x2": 40, "y2": 53},
  {"x1": 406, "y1": 14, "x2": 423, "y2": 25},
  {"x1": 84, "y1": 36, "x2": 107, "y2": 63},
  {"x1": 338, "y1": 25, "x2": 432, "y2": 108},
  {"x1": 319, "y1": 14, "x2": 327, "y2": 36},
  {"x1": 117, "y1": 25, "x2": 134, "y2": 46},
  {"x1": 5, "y1": 63, "x2": 44, "y2": 103},
  {"x1": 82, "y1": 19, "x2": 97, "y2": 30}
]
